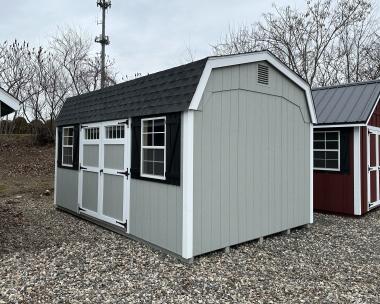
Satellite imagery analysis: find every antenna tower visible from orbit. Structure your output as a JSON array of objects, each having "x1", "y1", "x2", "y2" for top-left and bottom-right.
[{"x1": 95, "y1": 0, "x2": 111, "y2": 89}]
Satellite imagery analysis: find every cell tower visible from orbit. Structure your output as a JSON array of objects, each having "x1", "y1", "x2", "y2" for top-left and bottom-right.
[{"x1": 95, "y1": 0, "x2": 111, "y2": 89}]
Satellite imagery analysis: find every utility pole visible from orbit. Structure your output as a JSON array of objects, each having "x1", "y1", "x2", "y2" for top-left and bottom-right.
[{"x1": 95, "y1": 0, "x2": 111, "y2": 89}]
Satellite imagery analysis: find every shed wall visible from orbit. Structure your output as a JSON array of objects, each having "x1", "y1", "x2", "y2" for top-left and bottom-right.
[
  {"x1": 129, "y1": 117, "x2": 184, "y2": 256},
  {"x1": 193, "y1": 62, "x2": 311, "y2": 256},
  {"x1": 56, "y1": 167, "x2": 79, "y2": 212},
  {"x1": 313, "y1": 128, "x2": 354, "y2": 215}
]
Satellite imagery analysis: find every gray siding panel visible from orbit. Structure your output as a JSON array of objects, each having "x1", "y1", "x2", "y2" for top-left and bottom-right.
[
  {"x1": 129, "y1": 180, "x2": 183, "y2": 255},
  {"x1": 56, "y1": 168, "x2": 79, "y2": 212},
  {"x1": 129, "y1": 116, "x2": 184, "y2": 256},
  {"x1": 193, "y1": 63, "x2": 311, "y2": 256}
]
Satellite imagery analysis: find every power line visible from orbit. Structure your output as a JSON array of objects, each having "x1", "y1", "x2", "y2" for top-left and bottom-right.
[{"x1": 95, "y1": 0, "x2": 111, "y2": 89}]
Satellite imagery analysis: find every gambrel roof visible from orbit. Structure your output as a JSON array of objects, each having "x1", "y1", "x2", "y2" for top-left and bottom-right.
[
  {"x1": 56, "y1": 51, "x2": 317, "y2": 126},
  {"x1": 56, "y1": 58, "x2": 208, "y2": 126},
  {"x1": 312, "y1": 80, "x2": 380, "y2": 125}
]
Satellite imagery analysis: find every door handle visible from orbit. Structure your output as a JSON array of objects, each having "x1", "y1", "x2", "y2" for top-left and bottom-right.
[
  {"x1": 100, "y1": 169, "x2": 103, "y2": 174},
  {"x1": 117, "y1": 169, "x2": 130, "y2": 179}
]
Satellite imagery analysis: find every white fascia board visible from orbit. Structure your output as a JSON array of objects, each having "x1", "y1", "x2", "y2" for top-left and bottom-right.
[
  {"x1": 0, "y1": 89, "x2": 20, "y2": 112},
  {"x1": 314, "y1": 123, "x2": 366, "y2": 128},
  {"x1": 188, "y1": 51, "x2": 317, "y2": 123},
  {"x1": 182, "y1": 110, "x2": 194, "y2": 259}
]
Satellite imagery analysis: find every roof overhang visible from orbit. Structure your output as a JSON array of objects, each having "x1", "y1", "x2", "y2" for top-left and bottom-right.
[
  {"x1": 314, "y1": 123, "x2": 366, "y2": 129},
  {"x1": 0, "y1": 88, "x2": 19, "y2": 117},
  {"x1": 188, "y1": 51, "x2": 317, "y2": 124}
]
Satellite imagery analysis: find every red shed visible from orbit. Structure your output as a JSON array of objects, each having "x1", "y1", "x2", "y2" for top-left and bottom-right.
[{"x1": 312, "y1": 80, "x2": 380, "y2": 216}]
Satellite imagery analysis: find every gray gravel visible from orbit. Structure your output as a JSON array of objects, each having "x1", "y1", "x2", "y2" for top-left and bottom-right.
[{"x1": 1, "y1": 194, "x2": 380, "y2": 303}]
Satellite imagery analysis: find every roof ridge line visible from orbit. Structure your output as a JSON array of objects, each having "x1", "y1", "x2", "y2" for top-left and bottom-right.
[{"x1": 313, "y1": 79, "x2": 380, "y2": 91}]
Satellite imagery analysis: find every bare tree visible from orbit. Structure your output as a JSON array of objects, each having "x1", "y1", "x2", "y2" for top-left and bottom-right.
[
  {"x1": 0, "y1": 27, "x2": 118, "y2": 135},
  {"x1": 212, "y1": 0, "x2": 378, "y2": 87}
]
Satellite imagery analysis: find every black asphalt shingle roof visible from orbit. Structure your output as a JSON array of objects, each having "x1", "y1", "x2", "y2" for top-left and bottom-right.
[
  {"x1": 56, "y1": 58, "x2": 208, "y2": 126},
  {"x1": 312, "y1": 80, "x2": 380, "y2": 125}
]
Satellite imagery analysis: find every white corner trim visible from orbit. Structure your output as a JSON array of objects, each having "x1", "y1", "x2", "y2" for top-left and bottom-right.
[
  {"x1": 0, "y1": 89, "x2": 19, "y2": 112},
  {"x1": 353, "y1": 127, "x2": 362, "y2": 215},
  {"x1": 310, "y1": 124, "x2": 314, "y2": 224},
  {"x1": 188, "y1": 51, "x2": 317, "y2": 124},
  {"x1": 54, "y1": 128, "x2": 58, "y2": 206},
  {"x1": 182, "y1": 110, "x2": 194, "y2": 259},
  {"x1": 365, "y1": 94, "x2": 380, "y2": 125}
]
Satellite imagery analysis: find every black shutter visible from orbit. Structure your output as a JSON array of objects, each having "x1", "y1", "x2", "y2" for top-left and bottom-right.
[
  {"x1": 165, "y1": 113, "x2": 181, "y2": 186},
  {"x1": 57, "y1": 127, "x2": 62, "y2": 167},
  {"x1": 130, "y1": 113, "x2": 181, "y2": 186},
  {"x1": 72, "y1": 125, "x2": 80, "y2": 170},
  {"x1": 340, "y1": 128, "x2": 350, "y2": 174},
  {"x1": 131, "y1": 118, "x2": 141, "y2": 178},
  {"x1": 57, "y1": 125, "x2": 79, "y2": 171}
]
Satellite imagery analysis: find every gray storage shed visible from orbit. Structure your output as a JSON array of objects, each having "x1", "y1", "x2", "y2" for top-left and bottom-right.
[{"x1": 55, "y1": 51, "x2": 317, "y2": 261}]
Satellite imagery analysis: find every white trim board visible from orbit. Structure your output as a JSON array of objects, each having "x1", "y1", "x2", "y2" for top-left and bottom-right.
[
  {"x1": 182, "y1": 111, "x2": 194, "y2": 259},
  {"x1": 0, "y1": 88, "x2": 19, "y2": 113},
  {"x1": 309, "y1": 124, "x2": 314, "y2": 224},
  {"x1": 188, "y1": 51, "x2": 317, "y2": 124},
  {"x1": 353, "y1": 127, "x2": 362, "y2": 215},
  {"x1": 314, "y1": 123, "x2": 366, "y2": 129}
]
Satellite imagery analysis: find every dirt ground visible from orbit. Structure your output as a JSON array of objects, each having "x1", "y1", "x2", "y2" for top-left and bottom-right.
[{"x1": 0, "y1": 135, "x2": 54, "y2": 197}]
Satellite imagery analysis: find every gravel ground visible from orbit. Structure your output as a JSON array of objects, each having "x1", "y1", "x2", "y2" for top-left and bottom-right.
[{"x1": 1, "y1": 195, "x2": 380, "y2": 303}]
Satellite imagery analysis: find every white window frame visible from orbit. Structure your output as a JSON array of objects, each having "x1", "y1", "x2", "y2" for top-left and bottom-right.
[
  {"x1": 313, "y1": 130, "x2": 340, "y2": 171},
  {"x1": 140, "y1": 116, "x2": 166, "y2": 180},
  {"x1": 84, "y1": 127, "x2": 100, "y2": 141},
  {"x1": 62, "y1": 126, "x2": 74, "y2": 167}
]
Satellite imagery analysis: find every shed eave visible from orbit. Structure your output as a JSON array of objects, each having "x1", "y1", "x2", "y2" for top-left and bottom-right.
[
  {"x1": 314, "y1": 122, "x2": 366, "y2": 128},
  {"x1": 0, "y1": 88, "x2": 19, "y2": 113},
  {"x1": 188, "y1": 50, "x2": 317, "y2": 124}
]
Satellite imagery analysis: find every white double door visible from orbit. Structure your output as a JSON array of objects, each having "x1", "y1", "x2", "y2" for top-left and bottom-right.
[
  {"x1": 367, "y1": 127, "x2": 380, "y2": 209},
  {"x1": 78, "y1": 120, "x2": 130, "y2": 230}
]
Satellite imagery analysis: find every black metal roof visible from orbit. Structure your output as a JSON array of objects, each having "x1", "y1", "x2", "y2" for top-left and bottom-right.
[
  {"x1": 312, "y1": 80, "x2": 380, "y2": 125},
  {"x1": 56, "y1": 58, "x2": 208, "y2": 126}
]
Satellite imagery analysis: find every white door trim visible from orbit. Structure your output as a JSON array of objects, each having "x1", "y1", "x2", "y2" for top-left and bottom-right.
[{"x1": 367, "y1": 127, "x2": 380, "y2": 210}]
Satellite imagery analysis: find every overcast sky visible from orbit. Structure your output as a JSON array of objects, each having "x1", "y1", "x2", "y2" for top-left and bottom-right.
[{"x1": 1, "y1": 0, "x2": 379, "y2": 79}]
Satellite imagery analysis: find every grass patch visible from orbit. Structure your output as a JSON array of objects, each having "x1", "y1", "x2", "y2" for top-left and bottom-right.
[{"x1": 0, "y1": 184, "x2": 7, "y2": 193}]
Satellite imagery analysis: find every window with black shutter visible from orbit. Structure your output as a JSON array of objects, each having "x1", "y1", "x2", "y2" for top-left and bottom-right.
[
  {"x1": 131, "y1": 113, "x2": 181, "y2": 186},
  {"x1": 57, "y1": 125, "x2": 80, "y2": 170},
  {"x1": 313, "y1": 129, "x2": 350, "y2": 173}
]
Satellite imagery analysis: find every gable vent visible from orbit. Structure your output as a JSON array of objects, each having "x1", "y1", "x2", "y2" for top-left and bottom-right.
[{"x1": 257, "y1": 64, "x2": 269, "y2": 85}]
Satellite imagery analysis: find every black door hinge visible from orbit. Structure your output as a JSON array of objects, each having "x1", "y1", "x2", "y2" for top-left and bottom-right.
[
  {"x1": 81, "y1": 125, "x2": 89, "y2": 129},
  {"x1": 117, "y1": 168, "x2": 130, "y2": 179},
  {"x1": 78, "y1": 206, "x2": 85, "y2": 212},
  {"x1": 118, "y1": 120, "x2": 129, "y2": 127},
  {"x1": 116, "y1": 220, "x2": 128, "y2": 230},
  {"x1": 80, "y1": 165, "x2": 88, "y2": 170}
]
